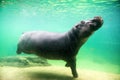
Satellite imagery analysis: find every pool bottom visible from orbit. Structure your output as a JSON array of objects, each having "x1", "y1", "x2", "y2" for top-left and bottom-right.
[{"x1": 0, "y1": 66, "x2": 119, "y2": 80}]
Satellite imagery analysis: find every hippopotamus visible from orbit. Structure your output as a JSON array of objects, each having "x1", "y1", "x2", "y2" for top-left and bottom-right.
[{"x1": 16, "y1": 16, "x2": 103, "y2": 78}]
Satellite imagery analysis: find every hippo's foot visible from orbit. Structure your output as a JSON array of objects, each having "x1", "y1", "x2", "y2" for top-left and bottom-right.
[{"x1": 72, "y1": 72, "x2": 78, "y2": 78}]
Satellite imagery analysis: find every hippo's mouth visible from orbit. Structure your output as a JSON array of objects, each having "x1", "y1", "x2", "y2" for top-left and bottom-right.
[{"x1": 89, "y1": 16, "x2": 103, "y2": 31}]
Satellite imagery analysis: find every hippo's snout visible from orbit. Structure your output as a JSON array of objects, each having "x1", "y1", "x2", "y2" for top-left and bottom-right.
[{"x1": 90, "y1": 16, "x2": 103, "y2": 31}]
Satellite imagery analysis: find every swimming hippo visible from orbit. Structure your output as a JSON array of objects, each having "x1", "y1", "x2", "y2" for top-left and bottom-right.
[{"x1": 16, "y1": 16, "x2": 103, "y2": 78}]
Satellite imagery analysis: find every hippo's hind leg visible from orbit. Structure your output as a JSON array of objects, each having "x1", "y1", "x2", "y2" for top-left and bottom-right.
[{"x1": 66, "y1": 58, "x2": 78, "y2": 78}]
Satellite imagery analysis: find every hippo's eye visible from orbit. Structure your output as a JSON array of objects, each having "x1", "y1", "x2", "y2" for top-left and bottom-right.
[{"x1": 75, "y1": 24, "x2": 80, "y2": 29}]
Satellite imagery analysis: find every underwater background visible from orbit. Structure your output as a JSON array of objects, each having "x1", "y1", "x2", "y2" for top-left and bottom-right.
[{"x1": 0, "y1": 0, "x2": 120, "y2": 74}]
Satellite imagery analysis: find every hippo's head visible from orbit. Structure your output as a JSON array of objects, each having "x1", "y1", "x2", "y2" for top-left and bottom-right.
[
  {"x1": 74, "y1": 16, "x2": 103, "y2": 37},
  {"x1": 89, "y1": 16, "x2": 103, "y2": 31}
]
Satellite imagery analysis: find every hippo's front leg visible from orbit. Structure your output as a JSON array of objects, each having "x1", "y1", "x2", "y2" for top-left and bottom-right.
[{"x1": 66, "y1": 58, "x2": 78, "y2": 78}]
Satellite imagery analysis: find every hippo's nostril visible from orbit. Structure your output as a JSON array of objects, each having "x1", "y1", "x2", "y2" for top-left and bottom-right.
[
  {"x1": 94, "y1": 16, "x2": 102, "y2": 19},
  {"x1": 94, "y1": 16, "x2": 103, "y2": 23}
]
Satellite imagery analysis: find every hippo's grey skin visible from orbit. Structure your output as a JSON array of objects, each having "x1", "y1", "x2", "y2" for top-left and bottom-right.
[{"x1": 16, "y1": 16, "x2": 103, "y2": 78}]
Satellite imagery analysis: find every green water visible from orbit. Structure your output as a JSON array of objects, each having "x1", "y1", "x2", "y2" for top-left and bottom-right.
[{"x1": 0, "y1": 0, "x2": 120, "y2": 74}]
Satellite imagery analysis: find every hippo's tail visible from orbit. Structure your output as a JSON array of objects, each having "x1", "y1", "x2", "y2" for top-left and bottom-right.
[{"x1": 16, "y1": 47, "x2": 22, "y2": 54}]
